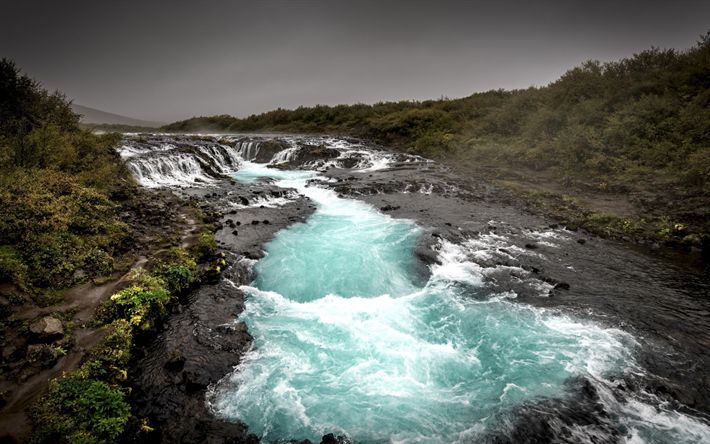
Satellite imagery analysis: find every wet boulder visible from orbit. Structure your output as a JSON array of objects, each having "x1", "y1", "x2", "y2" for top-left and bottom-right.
[
  {"x1": 321, "y1": 433, "x2": 351, "y2": 444},
  {"x1": 253, "y1": 139, "x2": 290, "y2": 163},
  {"x1": 278, "y1": 144, "x2": 340, "y2": 168},
  {"x1": 337, "y1": 153, "x2": 367, "y2": 169}
]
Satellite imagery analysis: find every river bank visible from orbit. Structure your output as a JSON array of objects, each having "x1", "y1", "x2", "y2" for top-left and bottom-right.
[{"x1": 119, "y1": 133, "x2": 710, "y2": 443}]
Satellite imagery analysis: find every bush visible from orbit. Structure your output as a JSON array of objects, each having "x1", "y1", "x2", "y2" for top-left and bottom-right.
[
  {"x1": 0, "y1": 245, "x2": 28, "y2": 288},
  {"x1": 0, "y1": 169, "x2": 128, "y2": 289},
  {"x1": 153, "y1": 247, "x2": 197, "y2": 294},
  {"x1": 194, "y1": 228, "x2": 217, "y2": 262},
  {"x1": 76, "y1": 320, "x2": 132, "y2": 384},
  {"x1": 0, "y1": 59, "x2": 130, "y2": 292},
  {"x1": 30, "y1": 376, "x2": 130, "y2": 444},
  {"x1": 98, "y1": 269, "x2": 170, "y2": 332}
]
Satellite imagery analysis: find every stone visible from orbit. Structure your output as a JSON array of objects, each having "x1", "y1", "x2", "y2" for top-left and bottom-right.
[
  {"x1": 29, "y1": 316, "x2": 64, "y2": 340},
  {"x1": 554, "y1": 282, "x2": 571, "y2": 290}
]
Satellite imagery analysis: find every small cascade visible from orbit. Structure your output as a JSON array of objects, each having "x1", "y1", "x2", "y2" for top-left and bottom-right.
[
  {"x1": 126, "y1": 152, "x2": 217, "y2": 188},
  {"x1": 120, "y1": 136, "x2": 243, "y2": 188},
  {"x1": 235, "y1": 141, "x2": 261, "y2": 161},
  {"x1": 270, "y1": 146, "x2": 299, "y2": 164},
  {"x1": 195, "y1": 143, "x2": 242, "y2": 173}
]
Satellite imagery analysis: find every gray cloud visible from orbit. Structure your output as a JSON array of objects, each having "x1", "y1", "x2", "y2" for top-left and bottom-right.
[{"x1": 2, "y1": 0, "x2": 708, "y2": 121}]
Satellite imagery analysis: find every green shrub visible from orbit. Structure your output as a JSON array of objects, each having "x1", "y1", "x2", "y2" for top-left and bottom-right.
[
  {"x1": 98, "y1": 269, "x2": 170, "y2": 331},
  {"x1": 194, "y1": 228, "x2": 217, "y2": 262},
  {"x1": 153, "y1": 247, "x2": 197, "y2": 294},
  {"x1": 0, "y1": 59, "x2": 129, "y2": 293},
  {"x1": 76, "y1": 320, "x2": 132, "y2": 383},
  {"x1": 30, "y1": 376, "x2": 130, "y2": 444},
  {"x1": 0, "y1": 245, "x2": 28, "y2": 288},
  {"x1": 0, "y1": 170, "x2": 129, "y2": 289}
]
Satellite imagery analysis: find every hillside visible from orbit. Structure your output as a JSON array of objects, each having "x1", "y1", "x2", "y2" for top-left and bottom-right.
[
  {"x1": 71, "y1": 104, "x2": 162, "y2": 128},
  {"x1": 164, "y1": 33, "x2": 710, "y2": 256}
]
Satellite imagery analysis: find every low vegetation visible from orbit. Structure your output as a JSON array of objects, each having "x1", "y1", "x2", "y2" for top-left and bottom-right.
[
  {"x1": 0, "y1": 59, "x2": 222, "y2": 442},
  {"x1": 0, "y1": 58, "x2": 132, "y2": 295},
  {"x1": 31, "y1": 244, "x2": 215, "y2": 443}
]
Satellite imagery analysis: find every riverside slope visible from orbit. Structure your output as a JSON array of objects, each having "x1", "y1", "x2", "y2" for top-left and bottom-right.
[{"x1": 122, "y1": 134, "x2": 710, "y2": 444}]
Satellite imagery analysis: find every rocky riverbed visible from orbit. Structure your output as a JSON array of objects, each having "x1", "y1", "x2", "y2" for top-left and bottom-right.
[{"x1": 122, "y1": 133, "x2": 710, "y2": 443}]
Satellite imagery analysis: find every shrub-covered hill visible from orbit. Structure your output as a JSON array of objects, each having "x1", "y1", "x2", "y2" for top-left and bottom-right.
[
  {"x1": 164, "y1": 34, "x2": 710, "y2": 251},
  {"x1": 0, "y1": 58, "x2": 131, "y2": 295}
]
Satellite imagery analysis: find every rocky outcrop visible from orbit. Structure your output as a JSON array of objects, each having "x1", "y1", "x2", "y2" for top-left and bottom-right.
[
  {"x1": 275, "y1": 144, "x2": 340, "y2": 168},
  {"x1": 253, "y1": 139, "x2": 290, "y2": 163}
]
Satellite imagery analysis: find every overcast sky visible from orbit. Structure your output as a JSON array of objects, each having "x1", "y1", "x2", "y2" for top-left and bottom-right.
[{"x1": 1, "y1": 0, "x2": 709, "y2": 122}]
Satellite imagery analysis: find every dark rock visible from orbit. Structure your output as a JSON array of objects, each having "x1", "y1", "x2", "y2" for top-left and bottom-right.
[
  {"x1": 338, "y1": 156, "x2": 361, "y2": 169},
  {"x1": 164, "y1": 350, "x2": 186, "y2": 372},
  {"x1": 26, "y1": 344, "x2": 58, "y2": 367},
  {"x1": 524, "y1": 243, "x2": 538, "y2": 250},
  {"x1": 320, "y1": 433, "x2": 351, "y2": 444},
  {"x1": 577, "y1": 238, "x2": 586, "y2": 244},
  {"x1": 239, "y1": 196, "x2": 250, "y2": 206},
  {"x1": 182, "y1": 369, "x2": 208, "y2": 393},
  {"x1": 262, "y1": 220, "x2": 270, "y2": 225},
  {"x1": 554, "y1": 282, "x2": 571, "y2": 290},
  {"x1": 251, "y1": 220, "x2": 260, "y2": 225},
  {"x1": 253, "y1": 139, "x2": 290, "y2": 163},
  {"x1": 2, "y1": 344, "x2": 18, "y2": 361},
  {"x1": 232, "y1": 230, "x2": 238, "y2": 236},
  {"x1": 279, "y1": 144, "x2": 340, "y2": 168}
]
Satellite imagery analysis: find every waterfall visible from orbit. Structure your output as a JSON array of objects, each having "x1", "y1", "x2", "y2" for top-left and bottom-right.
[
  {"x1": 120, "y1": 137, "x2": 243, "y2": 188},
  {"x1": 270, "y1": 146, "x2": 299, "y2": 164},
  {"x1": 235, "y1": 141, "x2": 261, "y2": 161},
  {"x1": 196, "y1": 143, "x2": 242, "y2": 173},
  {"x1": 126, "y1": 152, "x2": 217, "y2": 188}
]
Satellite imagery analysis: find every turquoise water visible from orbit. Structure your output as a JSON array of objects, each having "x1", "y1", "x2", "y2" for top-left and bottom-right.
[
  {"x1": 233, "y1": 161, "x2": 317, "y2": 183},
  {"x1": 211, "y1": 161, "x2": 709, "y2": 443}
]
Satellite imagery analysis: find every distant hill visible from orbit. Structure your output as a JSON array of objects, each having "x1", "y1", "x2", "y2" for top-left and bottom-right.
[{"x1": 71, "y1": 104, "x2": 163, "y2": 128}]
